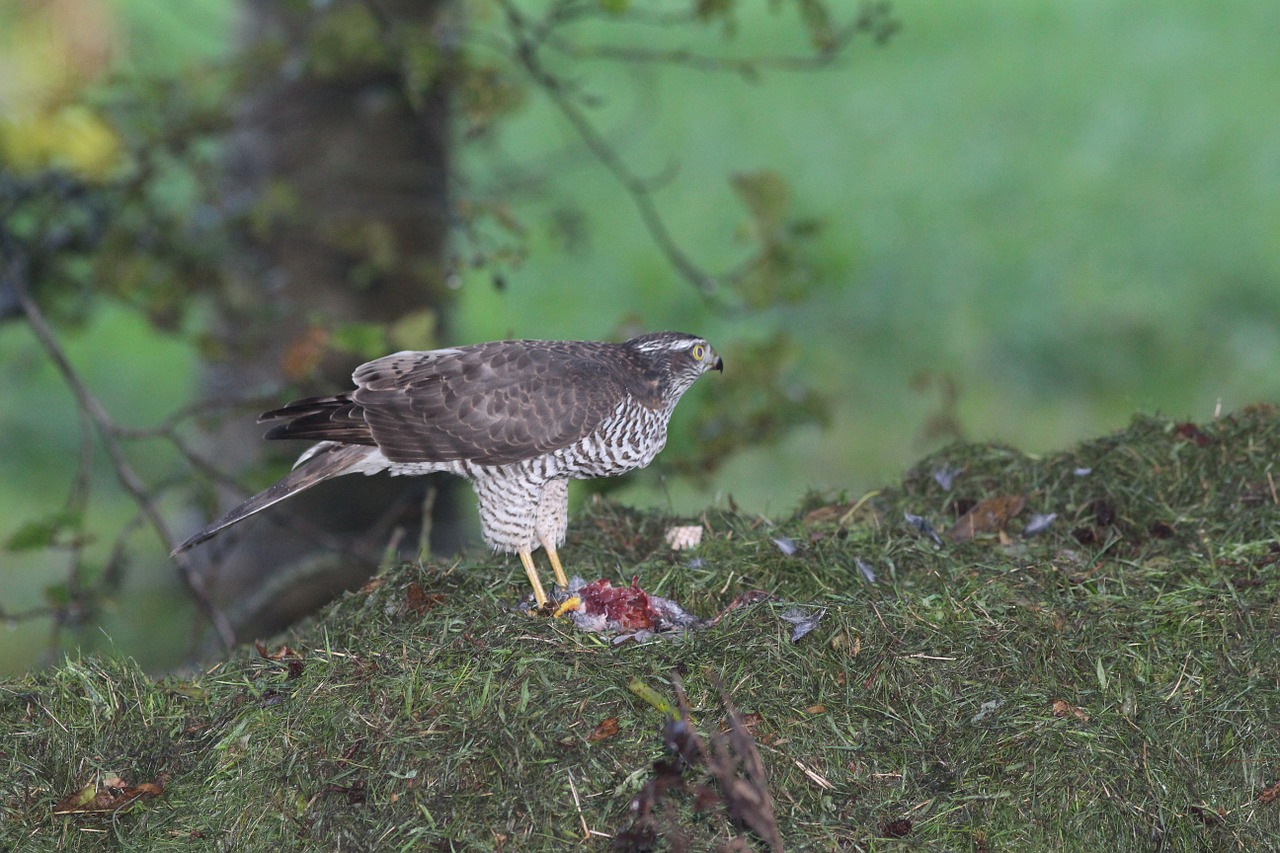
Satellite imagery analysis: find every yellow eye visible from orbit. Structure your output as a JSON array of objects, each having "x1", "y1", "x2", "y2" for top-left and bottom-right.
[{"x1": 691, "y1": 343, "x2": 707, "y2": 360}]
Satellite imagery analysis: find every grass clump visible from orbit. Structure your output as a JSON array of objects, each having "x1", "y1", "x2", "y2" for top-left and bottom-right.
[{"x1": 3, "y1": 408, "x2": 1280, "y2": 850}]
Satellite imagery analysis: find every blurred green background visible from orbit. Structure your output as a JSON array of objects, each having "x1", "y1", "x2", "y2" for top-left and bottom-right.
[{"x1": 2, "y1": 0, "x2": 1279, "y2": 672}]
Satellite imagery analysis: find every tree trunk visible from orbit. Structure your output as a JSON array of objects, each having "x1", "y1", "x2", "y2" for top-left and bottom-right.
[{"x1": 187, "y1": 0, "x2": 463, "y2": 643}]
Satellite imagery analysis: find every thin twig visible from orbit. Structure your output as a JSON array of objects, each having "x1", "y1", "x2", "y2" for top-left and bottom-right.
[
  {"x1": 0, "y1": 603, "x2": 60, "y2": 624},
  {"x1": 497, "y1": 0, "x2": 723, "y2": 300},
  {"x1": 490, "y1": 0, "x2": 891, "y2": 306},
  {"x1": 64, "y1": 400, "x2": 96, "y2": 611},
  {"x1": 543, "y1": 21, "x2": 866, "y2": 80},
  {"x1": 5, "y1": 258, "x2": 236, "y2": 648}
]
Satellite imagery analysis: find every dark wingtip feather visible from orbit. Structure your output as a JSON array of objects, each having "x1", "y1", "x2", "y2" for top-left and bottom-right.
[
  {"x1": 256, "y1": 394, "x2": 376, "y2": 445},
  {"x1": 258, "y1": 395, "x2": 351, "y2": 423}
]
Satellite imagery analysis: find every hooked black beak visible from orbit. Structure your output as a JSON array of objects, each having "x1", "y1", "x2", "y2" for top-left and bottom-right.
[{"x1": 713, "y1": 356, "x2": 724, "y2": 372}]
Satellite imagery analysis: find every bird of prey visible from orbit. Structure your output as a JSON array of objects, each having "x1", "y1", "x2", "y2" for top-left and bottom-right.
[{"x1": 173, "y1": 332, "x2": 723, "y2": 608}]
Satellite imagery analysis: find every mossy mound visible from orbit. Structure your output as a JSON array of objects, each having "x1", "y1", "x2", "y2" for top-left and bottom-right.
[{"x1": 3, "y1": 409, "x2": 1279, "y2": 850}]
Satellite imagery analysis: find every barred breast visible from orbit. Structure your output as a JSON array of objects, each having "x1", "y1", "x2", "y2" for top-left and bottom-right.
[{"x1": 552, "y1": 400, "x2": 674, "y2": 480}]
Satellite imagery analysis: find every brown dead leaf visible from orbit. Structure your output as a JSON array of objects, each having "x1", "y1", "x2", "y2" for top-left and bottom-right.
[
  {"x1": 805, "y1": 704, "x2": 827, "y2": 715},
  {"x1": 704, "y1": 590, "x2": 776, "y2": 628},
  {"x1": 52, "y1": 782, "x2": 98, "y2": 814},
  {"x1": 1050, "y1": 699, "x2": 1091, "y2": 722},
  {"x1": 1259, "y1": 780, "x2": 1280, "y2": 805},
  {"x1": 255, "y1": 642, "x2": 301, "y2": 661},
  {"x1": 280, "y1": 325, "x2": 330, "y2": 381},
  {"x1": 404, "y1": 582, "x2": 446, "y2": 616},
  {"x1": 945, "y1": 494, "x2": 1027, "y2": 542},
  {"x1": 1174, "y1": 421, "x2": 1213, "y2": 446},
  {"x1": 878, "y1": 817, "x2": 912, "y2": 838},
  {"x1": 53, "y1": 775, "x2": 165, "y2": 814},
  {"x1": 736, "y1": 712, "x2": 765, "y2": 735},
  {"x1": 803, "y1": 499, "x2": 883, "y2": 528},
  {"x1": 588, "y1": 717, "x2": 621, "y2": 743},
  {"x1": 830, "y1": 630, "x2": 862, "y2": 657}
]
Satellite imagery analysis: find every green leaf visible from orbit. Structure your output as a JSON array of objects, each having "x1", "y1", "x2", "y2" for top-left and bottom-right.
[
  {"x1": 330, "y1": 321, "x2": 388, "y2": 362},
  {"x1": 731, "y1": 170, "x2": 790, "y2": 239},
  {"x1": 696, "y1": 0, "x2": 738, "y2": 35},
  {"x1": 43, "y1": 582, "x2": 71, "y2": 608},
  {"x1": 795, "y1": 0, "x2": 836, "y2": 52},
  {"x1": 389, "y1": 309, "x2": 438, "y2": 353},
  {"x1": 627, "y1": 677, "x2": 677, "y2": 716},
  {"x1": 5, "y1": 510, "x2": 82, "y2": 553}
]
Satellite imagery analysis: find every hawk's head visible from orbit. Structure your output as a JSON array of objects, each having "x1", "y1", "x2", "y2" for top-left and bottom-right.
[{"x1": 626, "y1": 332, "x2": 723, "y2": 399}]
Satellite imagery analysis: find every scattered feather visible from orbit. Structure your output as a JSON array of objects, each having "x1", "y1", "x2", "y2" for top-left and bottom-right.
[
  {"x1": 904, "y1": 512, "x2": 943, "y2": 545},
  {"x1": 971, "y1": 699, "x2": 1001, "y2": 723},
  {"x1": 1024, "y1": 512, "x2": 1057, "y2": 537},
  {"x1": 855, "y1": 557, "x2": 877, "y2": 583},
  {"x1": 1073, "y1": 467, "x2": 1092, "y2": 477},
  {"x1": 779, "y1": 607, "x2": 825, "y2": 642},
  {"x1": 771, "y1": 536, "x2": 798, "y2": 556},
  {"x1": 932, "y1": 464, "x2": 961, "y2": 491}
]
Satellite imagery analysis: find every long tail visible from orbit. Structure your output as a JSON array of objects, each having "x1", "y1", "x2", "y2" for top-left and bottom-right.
[{"x1": 171, "y1": 443, "x2": 377, "y2": 556}]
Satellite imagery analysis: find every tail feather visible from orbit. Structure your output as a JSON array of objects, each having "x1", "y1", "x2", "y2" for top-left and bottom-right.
[{"x1": 172, "y1": 443, "x2": 376, "y2": 556}]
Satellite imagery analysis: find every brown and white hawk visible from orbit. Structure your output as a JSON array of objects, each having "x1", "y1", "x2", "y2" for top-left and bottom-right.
[{"x1": 173, "y1": 332, "x2": 723, "y2": 607}]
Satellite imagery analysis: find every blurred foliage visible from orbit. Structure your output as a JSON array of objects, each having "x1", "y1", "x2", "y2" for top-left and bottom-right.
[
  {"x1": 0, "y1": 0, "x2": 120, "y2": 177},
  {"x1": 674, "y1": 332, "x2": 831, "y2": 479},
  {"x1": 0, "y1": 0, "x2": 867, "y2": 670},
  {"x1": 3, "y1": 509, "x2": 83, "y2": 554},
  {"x1": 8, "y1": 0, "x2": 1275, "y2": 675},
  {"x1": 730, "y1": 169, "x2": 825, "y2": 308},
  {"x1": 1, "y1": 68, "x2": 231, "y2": 329}
]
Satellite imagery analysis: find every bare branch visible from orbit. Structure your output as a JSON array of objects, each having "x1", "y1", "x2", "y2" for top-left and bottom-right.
[
  {"x1": 542, "y1": 15, "x2": 876, "y2": 81},
  {"x1": 3, "y1": 255, "x2": 236, "y2": 649},
  {"x1": 491, "y1": 1, "x2": 889, "y2": 308},
  {"x1": 497, "y1": 0, "x2": 725, "y2": 301}
]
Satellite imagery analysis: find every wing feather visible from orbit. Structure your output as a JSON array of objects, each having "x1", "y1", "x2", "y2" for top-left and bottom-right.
[
  {"x1": 351, "y1": 340, "x2": 633, "y2": 465},
  {"x1": 259, "y1": 395, "x2": 375, "y2": 445}
]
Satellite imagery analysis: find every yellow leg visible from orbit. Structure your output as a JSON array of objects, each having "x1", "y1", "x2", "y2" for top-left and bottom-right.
[
  {"x1": 543, "y1": 541, "x2": 569, "y2": 588},
  {"x1": 518, "y1": 550, "x2": 548, "y2": 609}
]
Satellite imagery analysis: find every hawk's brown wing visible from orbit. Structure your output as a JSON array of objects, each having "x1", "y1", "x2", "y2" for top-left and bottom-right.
[{"x1": 349, "y1": 339, "x2": 633, "y2": 466}]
